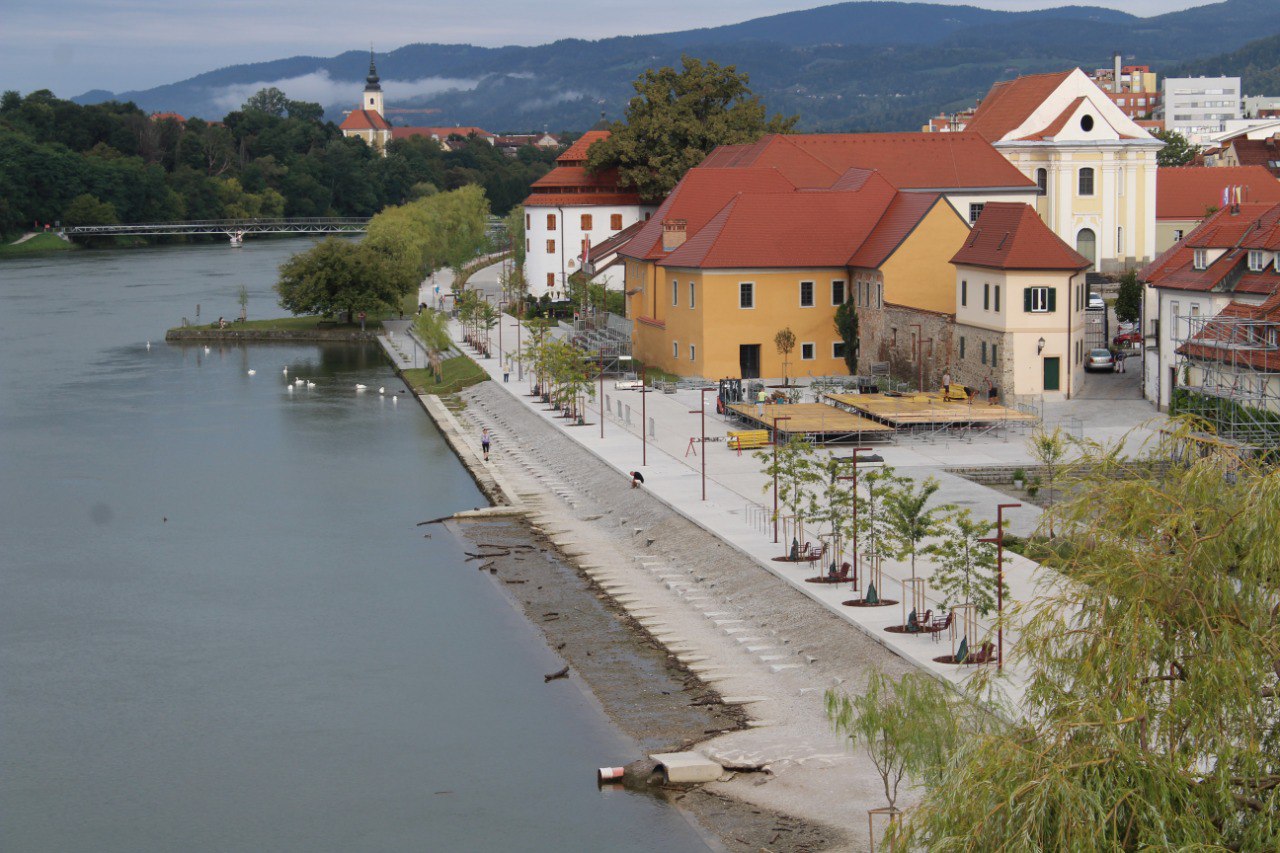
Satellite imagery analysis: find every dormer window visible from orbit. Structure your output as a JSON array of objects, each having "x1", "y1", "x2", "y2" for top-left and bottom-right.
[
  {"x1": 1193, "y1": 249, "x2": 1207, "y2": 270},
  {"x1": 1248, "y1": 249, "x2": 1266, "y2": 272},
  {"x1": 1080, "y1": 114, "x2": 1094, "y2": 132}
]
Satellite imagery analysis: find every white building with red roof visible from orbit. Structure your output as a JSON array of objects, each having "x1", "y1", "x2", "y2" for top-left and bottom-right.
[
  {"x1": 1155, "y1": 166, "x2": 1280, "y2": 252},
  {"x1": 967, "y1": 68, "x2": 1164, "y2": 274},
  {"x1": 339, "y1": 53, "x2": 392, "y2": 151},
  {"x1": 951, "y1": 203, "x2": 1092, "y2": 399},
  {"x1": 1140, "y1": 201, "x2": 1280, "y2": 410},
  {"x1": 522, "y1": 129, "x2": 657, "y2": 300}
]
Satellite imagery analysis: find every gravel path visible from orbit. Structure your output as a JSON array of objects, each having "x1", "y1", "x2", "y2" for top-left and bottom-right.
[{"x1": 454, "y1": 380, "x2": 919, "y2": 851}]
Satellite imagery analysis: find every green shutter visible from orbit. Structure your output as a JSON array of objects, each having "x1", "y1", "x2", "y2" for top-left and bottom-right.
[
  {"x1": 1023, "y1": 288, "x2": 1032, "y2": 312},
  {"x1": 1048, "y1": 288, "x2": 1057, "y2": 312}
]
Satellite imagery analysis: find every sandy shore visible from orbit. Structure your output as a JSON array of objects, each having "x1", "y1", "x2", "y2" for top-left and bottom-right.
[{"x1": 414, "y1": 378, "x2": 919, "y2": 851}]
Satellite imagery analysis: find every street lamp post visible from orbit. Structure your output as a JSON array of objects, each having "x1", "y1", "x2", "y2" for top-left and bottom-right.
[
  {"x1": 498, "y1": 300, "x2": 508, "y2": 370},
  {"x1": 836, "y1": 447, "x2": 880, "y2": 591},
  {"x1": 771, "y1": 415, "x2": 792, "y2": 545},
  {"x1": 689, "y1": 387, "x2": 716, "y2": 501},
  {"x1": 516, "y1": 318, "x2": 523, "y2": 382},
  {"x1": 979, "y1": 502, "x2": 1022, "y2": 671},
  {"x1": 640, "y1": 366, "x2": 648, "y2": 467},
  {"x1": 598, "y1": 349, "x2": 605, "y2": 440}
]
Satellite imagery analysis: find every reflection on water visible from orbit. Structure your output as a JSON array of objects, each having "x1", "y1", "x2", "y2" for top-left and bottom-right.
[{"x1": 0, "y1": 242, "x2": 708, "y2": 852}]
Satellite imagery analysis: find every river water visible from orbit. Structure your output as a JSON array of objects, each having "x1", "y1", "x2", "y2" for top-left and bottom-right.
[{"x1": 0, "y1": 241, "x2": 709, "y2": 852}]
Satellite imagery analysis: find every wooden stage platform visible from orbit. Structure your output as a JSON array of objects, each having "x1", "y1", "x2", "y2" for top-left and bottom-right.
[
  {"x1": 727, "y1": 402, "x2": 893, "y2": 442},
  {"x1": 823, "y1": 392, "x2": 1037, "y2": 428}
]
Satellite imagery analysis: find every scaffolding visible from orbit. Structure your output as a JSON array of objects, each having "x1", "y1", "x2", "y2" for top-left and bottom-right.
[{"x1": 1171, "y1": 311, "x2": 1280, "y2": 450}]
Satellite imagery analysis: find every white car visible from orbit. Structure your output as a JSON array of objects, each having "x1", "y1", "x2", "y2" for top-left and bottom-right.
[
  {"x1": 614, "y1": 379, "x2": 645, "y2": 390},
  {"x1": 1087, "y1": 292, "x2": 1106, "y2": 311}
]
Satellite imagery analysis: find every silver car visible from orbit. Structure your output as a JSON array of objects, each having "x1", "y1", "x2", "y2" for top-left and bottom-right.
[{"x1": 1085, "y1": 348, "x2": 1114, "y2": 372}]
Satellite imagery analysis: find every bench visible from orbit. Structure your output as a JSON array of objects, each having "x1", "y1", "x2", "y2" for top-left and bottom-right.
[{"x1": 727, "y1": 430, "x2": 770, "y2": 452}]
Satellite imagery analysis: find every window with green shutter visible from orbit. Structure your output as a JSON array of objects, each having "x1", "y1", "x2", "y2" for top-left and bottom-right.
[{"x1": 1025, "y1": 287, "x2": 1054, "y2": 313}]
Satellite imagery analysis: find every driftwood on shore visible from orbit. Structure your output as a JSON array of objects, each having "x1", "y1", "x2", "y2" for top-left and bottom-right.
[{"x1": 543, "y1": 665, "x2": 570, "y2": 682}]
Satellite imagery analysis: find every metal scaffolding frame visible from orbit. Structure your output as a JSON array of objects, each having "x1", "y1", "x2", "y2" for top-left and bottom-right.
[{"x1": 1172, "y1": 311, "x2": 1280, "y2": 450}]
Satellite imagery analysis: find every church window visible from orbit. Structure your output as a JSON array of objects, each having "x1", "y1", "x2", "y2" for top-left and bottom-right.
[
  {"x1": 1036, "y1": 168, "x2": 1048, "y2": 194},
  {"x1": 1080, "y1": 114, "x2": 1094, "y2": 132},
  {"x1": 1078, "y1": 168, "x2": 1095, "y2": 196}
]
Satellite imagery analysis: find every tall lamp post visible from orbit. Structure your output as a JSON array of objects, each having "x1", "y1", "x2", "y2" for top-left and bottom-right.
[
  {"x1": 497, "y1": 300, "x2": 508, "y2": 369},
  {"x1": 640, "y1": 366, "x2": 649, "y2": 467},
  {"x1": 979, "y1": 502, "x2": 1022, "y2": 671},
  {"x1": 837, "y1": 447, "x2": 883, "y2": 591},
  {"x1": 598, "y1": 349, "x2": 605, "y2": 440},
  {"x1": 689, "y1": 387, "x2": 716, "y2": 501},
  {"x1": 771, "y1": 415, "x2": 792, "y2": 545}
]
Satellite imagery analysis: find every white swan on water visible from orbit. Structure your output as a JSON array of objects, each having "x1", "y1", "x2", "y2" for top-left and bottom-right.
[
  {"x1": 283, "y1": 367, "x2": 288, "y2": 375},
  {"x1": 145, "y1": 341, "x2": 151, "y2": 351},
  {"x1": 306, "y1": 381, "x2": 316, "y2": 388},
  {"x1": 204, "y1": 346, "x2": 211, "y2": 354},
  {"x1": 247, "y1": 369, "x2": 256, "y2": 376},
  {"x1": 355, "y1": 384, "x2": 368, "y2": 392},
  {"x1": 378, "y1": 387, "x2": 385, "y2": 394},
  {"x1": 287, "y1": 385, "x2": 294, "y2": 393}
]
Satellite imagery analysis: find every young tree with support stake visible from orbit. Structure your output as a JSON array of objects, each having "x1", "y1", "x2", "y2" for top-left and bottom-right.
[
  {"x1": 881, "y1": 477, "x2": 948, "y2": 582},
  {"x1": 754, "y1": 436, "x2": 818, "y2": 555},
  {"x1": 928, "y1": 509, "x2": 1002, "y2": 617},
  {"x1": 774, "y1": 326, "x2": 796, "y2": 386},
  {"x1": 807, "y1": 453, "x2": 858, "y2": 573}
]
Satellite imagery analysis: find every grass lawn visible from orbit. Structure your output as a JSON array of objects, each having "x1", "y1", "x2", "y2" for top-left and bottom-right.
[
  {"x1": 0, "y1": 233, "x2": 76, "y2": 257},
  {"x1": 402, "y1": 354, "x2": 489, "y2": 396}
]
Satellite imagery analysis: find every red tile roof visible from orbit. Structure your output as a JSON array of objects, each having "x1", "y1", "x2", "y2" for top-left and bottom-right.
[
  {"x1": 587, "y1": 219, "x2": 648, "y2": 258},
  {"x1": 701, "y1": 133, "x2": 1034, "y2": 191},
  {"x1": 620, "y1": 167, "x2": 798, "y2": 261},
  {"x1": 1142, "y1": 203, "x2": 1280, "y2": 292},
  {"x1": 848, "y1": 193, "x2": 947, "y2": 268},
  {"x1": 1157, "y1": 167, "x2": 1280, "y2": 220},
  {"x1": 966, "y1": 70, "x2": 1074, "y2": 142},
  {"x1": 340, "y1": 110, "x2": 391, "y2": 131},
  {"x1": 950, "y1": 202, "x2": 1090, "y2": 270},
  {"x1": 660, "y1": 175, "x2": 902, "y2": 269},
  {"x1": 1015, "y1": 96, "x2": 1086, "y2": 141},
  {"x1": 392, "y1": 125, "x2": 493, "y2": 139},
  {"x1": 1225, "y1": 138, "x2": 1280, "y2": 178},
  {"x1": 1177, "y1": 296, "x2": 1280, "y2": 372},
  {"x1": 531, "y1": 166, "x2": 623, "y2": 190},
  {"x1": 523, "y1": 192, "x2": 643, "y2": 207},
  {"x1": 558, "y1": 130, "x2": 611, "y2": 165}
]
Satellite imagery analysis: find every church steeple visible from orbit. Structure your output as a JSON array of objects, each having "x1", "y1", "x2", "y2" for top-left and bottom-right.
[{"x1": 363, "y1": 48, "x2": 385, "y2": 117}]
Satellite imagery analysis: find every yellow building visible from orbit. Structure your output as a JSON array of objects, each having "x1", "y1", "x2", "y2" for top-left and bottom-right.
[
  {"x1": 966, "y1": 68, "x2": 1163, "y2": 274},
  {"x1": 617, "y1": 166, "x2": 970, "y2": 382}
]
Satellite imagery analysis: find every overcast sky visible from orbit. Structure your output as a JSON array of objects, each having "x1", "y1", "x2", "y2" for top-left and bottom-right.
[{"x1": 3, "y1": 0, "x2": 1217, "y2": 98}]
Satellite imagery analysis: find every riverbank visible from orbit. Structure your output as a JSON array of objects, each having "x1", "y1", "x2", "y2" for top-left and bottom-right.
[
  {"x1": 166, "y1": 319, "x2": 380, "y2": 343},
  {"x1": 0, "y1": 232, "x2": 76, "y2": 257}
]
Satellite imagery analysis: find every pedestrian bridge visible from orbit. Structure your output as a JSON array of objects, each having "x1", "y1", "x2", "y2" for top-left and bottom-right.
[{"x1": 59, "y1": 217, "x2": 369, "y2": 243}]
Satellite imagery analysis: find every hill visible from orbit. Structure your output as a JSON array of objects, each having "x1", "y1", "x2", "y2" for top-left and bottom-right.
[
  {"x1": 72, "y1": 0, "x2": 1280, "y2": 132},
  {"x1": 1167, "y1": 31, "x2": 1280, "y2": 97}
]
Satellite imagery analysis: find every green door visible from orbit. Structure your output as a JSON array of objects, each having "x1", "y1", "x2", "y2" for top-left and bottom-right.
[{"x1": 1043, "y1": 356, "x2": 1061, "y2": 392}]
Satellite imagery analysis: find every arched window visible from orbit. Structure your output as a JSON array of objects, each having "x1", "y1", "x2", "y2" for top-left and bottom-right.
[
  {"x1": 1078, "y1": 168, "x2": 1095, "y2": 196},
  {"x1": 1076, "y1": 228, "x2": 1096, "y2": 269},
  {"x1": 1036, "y1": 168, "x2": 1048, "y2": 194}
]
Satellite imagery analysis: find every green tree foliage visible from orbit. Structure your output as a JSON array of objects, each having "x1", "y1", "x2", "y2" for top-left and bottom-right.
[
  {"x1": 0, "y1": 89, "x2": 556, "y2": 236},
  {"x1": 1027, "y1": 426, "x2": 1073, "y2": 534},
  {"x1": 754, "y1": 437, "x2": 819, "y2": 547},
  {"x1": 928, "y1": 509, "x2": 1002, "y2": 616},
  {"x1": 881, "y1": 477, "x2": 948, "y2": 581},
  {"x1": 774, "y1": 326, "x2": 796, "y2": 385},
  {"x1": 586, "y1": 56, "x2": 797, "y2": 201},
  {"x1": 1115, "y1": 267, "x2": 1142, "y2": 325},
  {"x1": 62, "y1": 193, "x2": 118, "y2": 226},
  {"x1": 834, "y1": 301, "x2": 859, "y2": 375},
  {"x1": 276, "y1": 237, "x2": 417, "y2": 317},
  {"x1": 887, "y1": 425, "x2": 1280, "y2": 851},
  {"x1": 1152, "y1": 128, "x2": 1200, "y2": 167}
]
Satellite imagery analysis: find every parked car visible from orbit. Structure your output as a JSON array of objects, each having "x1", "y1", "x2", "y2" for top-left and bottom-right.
[
  {"x1": 1113, "y1": 331, "x2": 1143, "y2": 347},
  {"x1": 1116, "y1": 320, "x2": 1138, "y2": 334},
  {"x1": 1087, "y1": 292, "x2": 1106, "y2": 311},
  {"x1": 1084, "y1": 348, "x2": 1115, "y2": 371}
]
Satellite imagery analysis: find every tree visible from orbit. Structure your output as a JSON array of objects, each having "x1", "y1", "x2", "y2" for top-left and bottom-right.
[
  {"x1": 63, "y1": 193, "x2": 118, "y2": 226},
  {"x1": 754, "y1": 437, "x2": 819, "y2": 553},
  {"x1": 285, "y1": 99, "x2": 325, "y2": 123},
  {"x1": 835, "y1": 301, "x2": 859, "y2": 375},
  {"x1": 237, "y1": 284, "x2": 249, "y2": 322},
  {"x1": 1114, "y1": 267, "x2": 1142, "y2": 325},
  {"x1": 1153, "y1": 128, "x2": 1199, "y2": 167},
  {"x1": 886, "y1": 425, "x2": 1280, "y2": 851},
  {"x1": 414, "y1": 309, "x2": 453, "y2": 382},
  {"x1": 881, "y1": 477, "x2": 947, "y2": 581},
  {"x1": 774, "y1": 326, "x2": 797, "y2": 385},
  {"x1": 857, "y1": 465, "x2": 906, "y2": 569},
  {"x1": 243, "y1": 87, "x2": 290, "y2": 118},
  {"x1": 276, "y1": 237, "x2": 415, "y2": 318},
  {"x1": 928, "y1": 509, "x2": 1001, "y2": 616},
  {"x1": 826, "y1": 671, "x2": 962, "y2": 820},
  {"x1": 1028, "y1": 426, "x2": 1072, "y2": 535},
  {"x1": 807, "y1": 454, "x2": 857, "y2": 572},
  {"x1": 585, "y1": 56, "x2": 797, "y2": 201}
]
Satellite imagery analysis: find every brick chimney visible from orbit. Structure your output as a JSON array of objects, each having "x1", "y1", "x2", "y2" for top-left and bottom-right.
[{"x1": 662, "y1": 219, "x2": 687, "y2": 252}]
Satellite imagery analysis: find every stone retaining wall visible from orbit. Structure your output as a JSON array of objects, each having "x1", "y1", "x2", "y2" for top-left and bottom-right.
[{"x1": 165, "y1": 328, "x2": 378, "y2": 343}]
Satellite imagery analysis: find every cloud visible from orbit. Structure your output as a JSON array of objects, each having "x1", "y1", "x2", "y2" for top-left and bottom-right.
[
  {"x1": 209, "y1": 70, "x2": 481, "y2": 111},
  {"x1": 518, "y1": 90, "x2": 586, "y2": 113}
]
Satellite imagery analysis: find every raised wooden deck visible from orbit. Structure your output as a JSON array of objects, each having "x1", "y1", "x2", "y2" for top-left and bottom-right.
[
  {"x1": 824, "y1": 392, "x2": 1037, "y2": 427},
  {"x1": 728, "y1": 402, "x2": 893, "y2": 442}
]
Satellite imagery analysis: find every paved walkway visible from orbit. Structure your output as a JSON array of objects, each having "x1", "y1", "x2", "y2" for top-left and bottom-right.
[{"x1": 424, "y1": 308, "x2": 1169, "y2": 705}]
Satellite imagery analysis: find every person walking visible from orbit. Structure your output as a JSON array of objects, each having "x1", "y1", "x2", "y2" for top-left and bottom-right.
[
  {"x1": 756, "y1": 387, "x2": 768, "y2": 418},
  {"x1": 481, "y1": 428, "x2": 492, "y2": 461},
  {"x1": 1115, "y1": 349, "x2": 1126, "y2": 373}
]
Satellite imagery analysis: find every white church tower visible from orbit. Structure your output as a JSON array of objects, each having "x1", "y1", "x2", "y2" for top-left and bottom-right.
[{"x1": 363, "y1": 50, "x2": 384, "y2": 117}]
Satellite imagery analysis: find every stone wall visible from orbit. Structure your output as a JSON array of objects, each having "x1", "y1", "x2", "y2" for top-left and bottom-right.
[
  {"x1": 858, "y1": 302, "x2": 955, "y2": 390},
  {"x1": 165, "y1": 328, "x2": 379, "y2": 343},
  {"x1": 951, "y1": 323, "x2": 1015, "y2": 400}
]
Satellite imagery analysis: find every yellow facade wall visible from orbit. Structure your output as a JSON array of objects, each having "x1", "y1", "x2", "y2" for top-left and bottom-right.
[{"x1": 874, "y1": 201, "x2": 970, "y2": 315}]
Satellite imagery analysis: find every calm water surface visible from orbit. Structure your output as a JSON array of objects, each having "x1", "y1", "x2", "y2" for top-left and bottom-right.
[{"x1": 0, "y1": 241, "x2": 708, "y2": 852}]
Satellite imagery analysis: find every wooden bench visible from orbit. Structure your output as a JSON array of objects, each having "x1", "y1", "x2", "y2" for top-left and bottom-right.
[{"x1": 727, "y1": 430, "x2": 770, "y2": 452}]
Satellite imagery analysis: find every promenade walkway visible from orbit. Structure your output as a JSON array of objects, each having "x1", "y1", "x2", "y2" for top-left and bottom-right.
[{"x1": 415, "y1": 292, "x2": 1166, "y2": 703}]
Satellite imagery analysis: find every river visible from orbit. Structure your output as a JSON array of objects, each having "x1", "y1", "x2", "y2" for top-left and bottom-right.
[{"x1": 0, "y1": 240, "x2": 710, "y2": 852}]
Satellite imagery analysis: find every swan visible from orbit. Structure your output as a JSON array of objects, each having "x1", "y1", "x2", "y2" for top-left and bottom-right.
[
  {"x1": 247, "y1": 369, "x2": 256, "y2": 376},
  {"x1": 283, "y1": 367, "x2": 288, "y2": 375},
  {"x1": 378, "y1": 387, "x2": 385, "y2": 394},
  {"x1": 306, "y1": 381, "x2": 316, "y2": 388},
  {"x1": 204, "y1": 346, "x2": 211, "y2": 354},
  {"x1": 392, "y1": 396, "x2": 398, "y2": 403},
  {"x1": 294, "y1": 378, "x2": 304, "y2": 386},
  {"x1": 355, "y1": 384, "x2": 367, "y2": 391},
  {"x1": 287, "y1": 385, "x2": 294, "y2": 393},
  {"x1": 145, "y1": 341, "x2": 151, "y2": 351}
]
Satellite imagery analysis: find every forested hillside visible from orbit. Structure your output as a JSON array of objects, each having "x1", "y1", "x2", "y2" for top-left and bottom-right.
[{"x1": 0, "y1": 89, "x2": 556, "y2": 237}]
